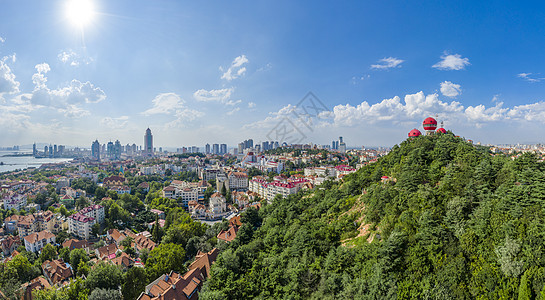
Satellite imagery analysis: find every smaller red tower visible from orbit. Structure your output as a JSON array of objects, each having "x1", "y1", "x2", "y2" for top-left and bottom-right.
[
  {"x1": 423, "y1": 117, "x2": 437, "y2": 135},
  {"x1": 436, "y1": 128, "x2": 447, "y2": 134},
  {"x1": 408, "y1": 128, "x2": 422, "y2": 138}
]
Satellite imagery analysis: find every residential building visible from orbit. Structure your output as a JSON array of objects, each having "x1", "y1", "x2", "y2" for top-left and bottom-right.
[
  {"x1": 23, "y1": 230, "x2": 56, "y2": 253},
  {"x1": 79, "y1": 204, "x2": 105, "y2": 224},
  {"x1": 1, "y1": 236, "x2": 21, "y2": 256},
  {"x1": 2, "y1": 193, "x2": 27, "y2": 210},
  {"x1": 137, "y1": 248, "x2": 219, "y2": 300},
  {"x1": 228, "y1": 171, "x2": 248, "y2": 190},
  {"x1": 42, "y1": 259, "x2": 73, "y2": 286},
  {"x1": 209, "y1": 193, "x2": 226, "y2": 215},
  {"x1": 68, "y1": 213, "x2": 96, "y2": 240}
]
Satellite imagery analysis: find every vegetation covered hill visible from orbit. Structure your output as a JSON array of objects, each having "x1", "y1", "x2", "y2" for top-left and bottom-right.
[{"x1": 201, "y1": 133, "x2": 545, "y2": 299}]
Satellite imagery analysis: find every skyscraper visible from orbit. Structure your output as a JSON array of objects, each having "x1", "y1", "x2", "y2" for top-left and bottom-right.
[
  {"x1": 144, "y1": 128, "x2": 153, "y2": 156},
  {"x1": 212, "y1": 144, "x2": 219, "y2": 154},
  {"x1": 107, "y1": 141, "x2": 114, "y2": 159},
  {"x1": 114, "y1": 140, "x2": 122, "y2": 160},
  {"x1": 220, "y1": 144, "x2": 227, "y2": 154},
  {"x1": 205, "y1": 143, "x2": 210, "y2": 154},
  {"x1": 92, "y1": 140, "x2": 100, "y2": 161}
]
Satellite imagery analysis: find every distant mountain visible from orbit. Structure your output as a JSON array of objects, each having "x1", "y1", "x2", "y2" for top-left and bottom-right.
[{"x1": 200, "y1": 133, "x2": 545, "y2": 299}]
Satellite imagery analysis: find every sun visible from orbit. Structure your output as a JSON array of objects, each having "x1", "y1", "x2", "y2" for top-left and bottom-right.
[{"x1": 65, "y1": 0, "x2": 95, "y2": 27}]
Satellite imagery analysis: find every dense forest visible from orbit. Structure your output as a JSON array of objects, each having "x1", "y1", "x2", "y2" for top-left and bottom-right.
[{"x1": 201, "y1": 133, "x2": 545, "y2": 299}]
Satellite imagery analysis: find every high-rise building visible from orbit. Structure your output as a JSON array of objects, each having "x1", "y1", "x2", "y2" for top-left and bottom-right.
[
  {"x1": 33, "y1": 143, "x2": 37, "y2": 156},
  {"x1": 114, "y1": 140, "x2": 122, "y2": 160},
  {"x1": 262, "y1": 141, "x2": 269, "y2": 151},
  {"x1": 107, "y1": 141, "x2": 114, "y2": 159},
  {"x1": 220, "y1": 144, "x2": 227, "y2": 154},
  {"x1": 205, "y1": 144, "x2": 210, "y2": 154},
  {"x1": 212, "y1": 144, "x2": 219, "y2": 154},
  {"x1": 92, "y1": 140, "x2": 100, "y2": 161},
  {"x1": 144, "y1": 128, "x2": 153, "y2": 156},
  {"x1": 238, "y1": 143, "x2": 244, "y2": 154},
  {"x1": 331, "y1": 141, "x2": 336, "y2": 150},
  {"x1": 58, "y1": 145, "x2": 65, "y2": 156}
]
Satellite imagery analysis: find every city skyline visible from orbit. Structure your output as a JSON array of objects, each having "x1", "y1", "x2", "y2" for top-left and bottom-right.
[{"x1": 1, "y1": 1, "x2": 545, "y2": 147}]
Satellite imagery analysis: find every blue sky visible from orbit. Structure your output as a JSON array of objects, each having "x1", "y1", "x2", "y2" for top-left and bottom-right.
[{"x1": 1, "y1": 0, "x2": 545, "y2": 148}]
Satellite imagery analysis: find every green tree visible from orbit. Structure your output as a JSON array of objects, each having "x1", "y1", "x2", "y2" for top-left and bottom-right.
[
  {"x1": 145, "y1": 243, "x2": 187, "y2": 280},
  {"x1": 86, "y1": 262, "x2": 123, "y2": 290},
  {"x1": 69, "y1": 249, "x2": 89, "y2": 275},
  {"x1": 39, "y1": 243, "x2": 58, "y2": 262},
  {"x1": 122, "y1": 267, "x2": 148, "y2": 300},
  {"x1": 88, "y1": 288, "x2": 122, "y2": 300}
]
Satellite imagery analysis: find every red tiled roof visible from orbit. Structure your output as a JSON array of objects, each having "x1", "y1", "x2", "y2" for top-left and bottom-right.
[{"x1": 217, "y1": 226, "x2": 239, "y2": 243}]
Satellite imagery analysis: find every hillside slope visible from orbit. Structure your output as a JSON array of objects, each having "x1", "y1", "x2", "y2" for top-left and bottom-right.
[{"x1": 201, "y1": 134, "x2": 545, "y2": 299}]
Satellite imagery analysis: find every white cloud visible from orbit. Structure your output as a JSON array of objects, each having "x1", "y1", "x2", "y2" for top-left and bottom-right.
[
  {"x1": 225, "y1": 99, "x2": 242, "y2": 106},
  {"x1": 248, "y1": 102, "x2": 256, "y2": 108},
  {"x1": 440, "y1": 81, "x2": 462, "y2": 98},
  {"x1": 371, "y1": 57, "x2": 404, "y2": 69},
  {"x1": 221, "y1": 55, "x2": 249, "y2": 81},
  {"x1": 0, "y1": 36, "x2": 5, "y2": 43},
  {"x1": 518, "y1": 73, "x2": 544, "y2": 83},
  {"x1": 57, "y1": 49, "x2": 93, "y2": 67},
  {"x1": 142, "y1": 93, "x2": 185, "y2": 115},
  {"x1": 193, "y1": 88, "x2": 234, "y2": 103},
  {"x1": 432, "y1": 53, "x2": 470, "y2": 70},
  {"x1": 100, "y1": 116, "x2": 129, "y2": 129},
  {"x1": 226, "y1": 107, "x2": 240, "y2": 115},
  {"x1": 58, "y1": 50, "x2": 79, "y2": 66},
  {"x1": 27, "y1": 63, "x2": 105, "y2": 117},
  {"x1": 143, "y1": 92, "x2": 204, "y2": 128},
  {"x1": 0, "y1": 55, "x2": 20, "y2": 100}
]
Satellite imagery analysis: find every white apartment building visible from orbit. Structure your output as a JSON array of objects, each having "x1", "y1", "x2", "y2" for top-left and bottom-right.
[
  {"x1": 23, "y1": 230, "x2": 56, "y2": 253},
  {"x1": 228, "y1": 172, "x2": 248, "y2": 190},
  {"x1": 68, "y1": 213, "x2": 96, "y2": 240},
  {"x1": 79, "y1": 204, "x2": 105, "y2": 224},
  {"x1": 209, "y1": 193, "x2": 227, "y2": 215}
]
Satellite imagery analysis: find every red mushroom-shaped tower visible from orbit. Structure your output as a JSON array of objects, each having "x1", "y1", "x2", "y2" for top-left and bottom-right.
[
  {"x1": 423, "y1": 117, "x2": 437, "y2": 135},
  {"x1": 436, "y1": 128, "x2": 447, "y2": 134},
  {"x1": 408, "y1": 128, "x2": 422, "y2": 138}
]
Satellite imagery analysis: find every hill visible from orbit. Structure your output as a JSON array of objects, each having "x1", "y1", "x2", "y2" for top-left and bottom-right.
[{"x1": 200, "y1": 133, "x2": 545, "y2": 299}]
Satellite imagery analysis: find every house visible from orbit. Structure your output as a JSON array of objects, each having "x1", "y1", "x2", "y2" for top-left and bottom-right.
[
  {"x1": 111, "y1": 185, "x2": 131, "y2": 194},
  {"x1": 62, "y1": 239, "x2": 90, "y2": 253},
  {"x1": 96, "y1": 243, "x2": 120, "y2": 260},
  {"x1": 209, "y1": 193, "x2": 226, "y2": 215},
  {"x1": 102, "y1": 176, "x2": 127, "y2": 189},
  {"x1": 42, "y1": 259, "x2": 73, "y2": 286},
  {"x1": 134, "y1": 234, "x2": 156, "y2": 253},
  {"x1": 137, "y1": 248, "x2": 220, "y2": 300},
  {"x1": 23, "y1": 230, "x2": 56, "y2": 253},
  {"x1": 137, "y1": 268, "x2": 203, "y2": 300},
  {"x1": 137, "y1": 182, "x2": 150, "y2": 192},
  {"x1": 162, "y1": 185, "x2": 176, "y2": 199},
  {"x1": 1, "y1": 236, "x2": 21, "y2": 256},
  {"x1": 150, "y1": 209, "x2": 165, "y2": 220},
  {"x1": 68, "y1": 213, "x2": 96, "y2": 240},
  {"x1": 107, "y1": 228, "x2": 126, "y2": 245},
  {"x1": 187, "y1": 248, "x2": 220, "y2": 279},
  {"x1": 110, "y1": 251, "x2": 135, "y2": 270},
  {"x1": 147, "y1": 219, "x2": 165, "y2": 230},
  {"x1": 21, "y1": 276, "x2": 51, "y2": 300},
  {"x1": 217, "y1": 226, "x2": 239, "y2": 243}
]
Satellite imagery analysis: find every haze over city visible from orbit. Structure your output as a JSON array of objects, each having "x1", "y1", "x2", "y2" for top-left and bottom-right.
[{"x1": 1, "y1": 1, "x2": 545, "y2": 147}]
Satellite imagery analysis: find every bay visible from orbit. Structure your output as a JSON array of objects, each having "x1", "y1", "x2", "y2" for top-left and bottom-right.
[{"x1": 0, "y1": 150, "x2": 73, "y2": 173}]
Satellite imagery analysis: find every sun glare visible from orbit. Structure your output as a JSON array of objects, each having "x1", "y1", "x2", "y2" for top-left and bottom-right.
[{"x1": 66, "y1": 0, "x2": 95, "y2": 27}]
